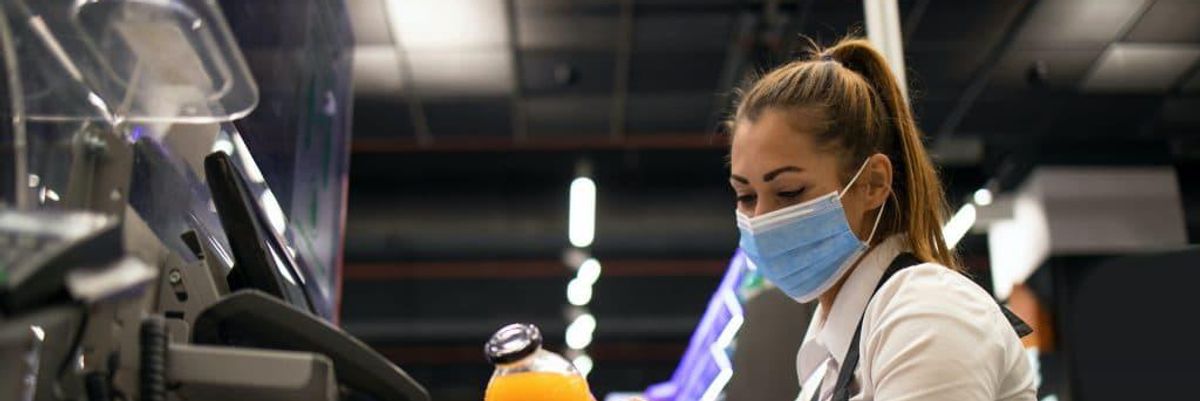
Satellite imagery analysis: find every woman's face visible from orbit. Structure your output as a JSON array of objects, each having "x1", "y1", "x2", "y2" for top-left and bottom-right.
[{"x1": 729, "y1": 108, "x2": 887, "y2": 239}]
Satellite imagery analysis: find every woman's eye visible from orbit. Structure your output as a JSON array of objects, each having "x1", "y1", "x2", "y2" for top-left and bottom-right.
[
  {"x1": 778, "y1": 188, "x2": 805, "y2": 198},
  {"x1": 736, "y1": 194, "x2": 757, "y2": 205}
]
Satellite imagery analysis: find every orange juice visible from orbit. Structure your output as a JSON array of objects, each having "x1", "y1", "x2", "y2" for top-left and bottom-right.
[{"x1": 484, "y1": 371, "x2": 592, "y2": 401}]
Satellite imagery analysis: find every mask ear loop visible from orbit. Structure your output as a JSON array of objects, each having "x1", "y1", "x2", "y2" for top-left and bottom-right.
[
  {"x1": 864, "y1": 201, "x2": 885, "y2": 245},
  {"x1": 838, "y1": 157, "x2": 873, "y2": 200},
  {"x1": 838, "y1": 157, "x2": 886, "y2": 244}
]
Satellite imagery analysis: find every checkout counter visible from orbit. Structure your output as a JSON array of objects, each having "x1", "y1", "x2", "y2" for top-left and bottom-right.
[{"x1": 0, "y1": 1, "x2": 429, "y2": 400}]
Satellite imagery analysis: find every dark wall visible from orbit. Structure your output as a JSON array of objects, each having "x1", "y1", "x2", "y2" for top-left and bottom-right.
[{"x1": 1049, "y1": 250, "x2": 1200, "y2": 401}]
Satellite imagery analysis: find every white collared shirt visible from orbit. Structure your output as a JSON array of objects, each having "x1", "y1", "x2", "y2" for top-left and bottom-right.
[{"x1": 795, "y1": 236, "x2": 1036, "y2": 401}]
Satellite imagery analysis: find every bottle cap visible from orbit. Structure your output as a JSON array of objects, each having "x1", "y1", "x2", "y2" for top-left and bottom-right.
[{"x1": 485, "y1": 323, "x2": 542, "y2": 365}]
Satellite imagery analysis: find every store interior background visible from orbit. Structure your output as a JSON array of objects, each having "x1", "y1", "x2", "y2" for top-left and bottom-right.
[{"x1": 227, "y1": 0, "x2": 1200, "y2": 400}]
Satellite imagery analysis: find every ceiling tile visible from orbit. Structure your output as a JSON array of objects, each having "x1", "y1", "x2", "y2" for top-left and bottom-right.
[
  {"x1": 634, "y1": 14, "x2": 732, "y2": 52},
  {"x1": 1185, "y1": 69, "x2": 1200, "y2": 94},
  {"x1": 634, "y1": 0, "x2": 738, "y2": 5},
  {"x1": 1082, "y1": 44, "x2": 1200, "y2": 93},
  {"x1": 518, "y1": 16, "x2": 620, "y2": 49},
  {"x1": 906, "y1": 46, "x2": 990, "y2": 96},
  {"x1": 1047, "y1": 95, "x2": 1161, "y2": 138},
  {"x1": 906, "y1": 0, "x2": 1023, "y2": 46},
  {"x1": 524, "y1": 95, "x2": 612, "y2": 137},
  {"x1": 520, "y1": 51, "x2": 616, "y2": 95},
  {"x1": 352, "y1": 96, "x2": 413, "y2": 138},
  {"x1": 627, "y1": 92, "x2": 717, "y2": 134},
  {"x1": 799, "y1": 7, "x2": 863, "y2": 44},
  {"x1": 389, "y1": 0, "x2": 509, "y2": 50},
  {"x1": 958, "y1": 96, "x2": 1057, "y2": 135},
  {"x1": 408, "y1": 50, "x2": 514, "y2": 98},
  {"x1": 515, "y1": 0, "x2": 619, "y2": 49},
  {"x1": 515, "y1": 0, "x2": 619, "y2": 12},
  {"x1": 424, "y1": 98, "x2": 513, "y2": 137},
  {"x1": 629, "y1": 52, "x2": 725, "y2": 94},
  {"x1": 987, "y1": 49, "x2": 1102, "y2": 93},
  {"x1": 347, "y1": 0, "x2": 393, "y2": 45},
  {"x1": 1124, "y1": 0, "x2": 1200, "y2": 43},
  {"x1": 352, "y1": 46, "x2": 404, "y2": 96},
  {"x1": 1016, "y1": 0, "x2": 1149, "y2": 50},
  {"x1": 1161, "y1": 98, "x2": 1200, "y2": 127}
]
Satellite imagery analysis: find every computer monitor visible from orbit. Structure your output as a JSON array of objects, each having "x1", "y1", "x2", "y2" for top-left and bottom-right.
[{"x1": 204, "y1": 151, "x2": 314, "y2": 314}]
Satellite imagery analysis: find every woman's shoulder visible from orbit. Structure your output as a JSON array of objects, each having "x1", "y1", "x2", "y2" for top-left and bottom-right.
[
  {"x1": 856, "y1": 262, "x2": 1037, "y2": 399},
  {"x1": 863, "y1": 262, "x2": 1011, "y2": 338}
]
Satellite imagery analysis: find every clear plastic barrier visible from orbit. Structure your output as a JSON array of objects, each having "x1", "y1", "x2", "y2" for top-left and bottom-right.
[
  {"x1": 127, "y1": 123, "x2": 234, "y2": 266},
  {"x1": 1, "y1": 0, "x2": 259, "y2": 218},
  {"x1": 5, "y1": 0, "x2": 257, "y2": 123}
]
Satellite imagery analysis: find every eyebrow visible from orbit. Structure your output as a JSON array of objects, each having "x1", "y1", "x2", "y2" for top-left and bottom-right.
[
  {"x1": 763, "y1": 166, "x2": 803, "y2": 182},
  {"x1": 730, "y1": 166, "x2": 803, "y2": 184}
]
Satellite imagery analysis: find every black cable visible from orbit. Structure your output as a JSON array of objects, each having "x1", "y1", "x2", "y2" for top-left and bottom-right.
[
  {"x1": 138, "y1": 316, "x2": 167, "y2": 401},
  {"x1": 55, "y1": 304, "x2": 89, "y2": 379},
  {"x1": 84, "y1": 371, "x2": 111, "y2": 401}
]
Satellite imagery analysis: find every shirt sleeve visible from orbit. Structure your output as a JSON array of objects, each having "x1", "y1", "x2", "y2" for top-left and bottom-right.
[{"x1": 859, "y1": 265, "x2": 1024, "y2": 401}]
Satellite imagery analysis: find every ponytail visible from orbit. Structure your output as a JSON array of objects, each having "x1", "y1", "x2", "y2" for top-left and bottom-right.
[{"x1": 731, "y1": 37, "x2": 959, "y2": 270}]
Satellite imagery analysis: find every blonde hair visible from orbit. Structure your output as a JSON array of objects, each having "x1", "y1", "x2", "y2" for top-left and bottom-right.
[{"x1": 728, "y1": 37, "x2": 959, "y2": 270}]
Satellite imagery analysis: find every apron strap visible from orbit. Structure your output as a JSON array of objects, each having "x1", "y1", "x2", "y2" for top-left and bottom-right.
[{"x1": 817, "y1": 253, "x2": 1032, "y2": 401}]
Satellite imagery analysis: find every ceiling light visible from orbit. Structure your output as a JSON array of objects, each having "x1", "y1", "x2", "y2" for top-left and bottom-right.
[
  {"x1": 565, "y1": 313, "x2": 596, "y2": 350},
  {"x1": 974, "y1": 188, "x2": 994, "y2": 206},
  {"x1": 576, "y1": 258, "x2": 602, "y2": 285},
  {"x1": 385, "y1": 0, "x2": 508, "y2": 50},
  {"x1": 572, "y1": 354, "x2": 594, "y2": 377},
  {"x1": 567, "y1": 278, "x2": 593, "y2": 306},
  {"x1": 943, "y1": 204, "x2": 977, "y2": 249},
  {"x1": 569, "y1": 177, "x2": 596, "y2": 248}
]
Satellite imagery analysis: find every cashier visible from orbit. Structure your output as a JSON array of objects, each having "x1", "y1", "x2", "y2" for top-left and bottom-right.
[{"x1": 727, "y1": 38, "x2": 1036, "y2": 401}]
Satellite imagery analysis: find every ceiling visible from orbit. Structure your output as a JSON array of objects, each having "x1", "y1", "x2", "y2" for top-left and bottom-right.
[
  {"x1": 348, "y1": 0, "x2": 1200, "y2": 159},
  {"x1": 339, "y1": 1, "x2": 1200, "y2": 399}
]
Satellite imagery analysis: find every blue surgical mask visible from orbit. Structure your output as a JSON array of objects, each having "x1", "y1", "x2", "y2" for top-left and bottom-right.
[{"x1": 735, "y1": 159, "x2": 884, "y2": 303}]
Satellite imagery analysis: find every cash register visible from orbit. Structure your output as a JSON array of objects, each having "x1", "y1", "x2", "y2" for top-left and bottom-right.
[
  {"x1": 196, "y1": 151, "x2": 430, "y2": 401},
  {"x1": 0, "y1": 152, "x2": 430, "y2": 401}
]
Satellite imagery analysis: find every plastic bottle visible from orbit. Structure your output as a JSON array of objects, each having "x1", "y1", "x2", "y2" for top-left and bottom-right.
[{"x1": 484, "y1": 323, "x2": 592, "y2": 401}]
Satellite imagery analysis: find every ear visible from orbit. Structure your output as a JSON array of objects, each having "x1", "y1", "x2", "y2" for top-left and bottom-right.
[{"x1": 863, "y1": 153, "x2": 892, "y2": 210}]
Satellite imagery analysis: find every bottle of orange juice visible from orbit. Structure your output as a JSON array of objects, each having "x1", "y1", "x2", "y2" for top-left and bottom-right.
[{"x1": 484, "y1": 323, "x2": 593, "y2": 401}]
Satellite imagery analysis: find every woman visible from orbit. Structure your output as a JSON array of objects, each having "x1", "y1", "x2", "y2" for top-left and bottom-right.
[{"x1": 728, "y1": 38, "x2": 1036, "y2": 401}]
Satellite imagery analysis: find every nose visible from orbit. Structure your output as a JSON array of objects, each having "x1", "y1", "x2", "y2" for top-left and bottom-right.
[{"x1": 753, "y1": 198, "x2": 781, "y2": 218}]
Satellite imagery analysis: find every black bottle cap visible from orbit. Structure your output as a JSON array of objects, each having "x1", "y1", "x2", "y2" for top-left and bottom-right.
[{"x1": 485, "y1": 323, "x2": 542, "y2": 365}]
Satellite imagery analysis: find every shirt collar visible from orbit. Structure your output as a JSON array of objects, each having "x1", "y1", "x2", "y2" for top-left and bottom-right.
[{"x1": 797, "y1": 235, "x2": 909, "y2": 380}]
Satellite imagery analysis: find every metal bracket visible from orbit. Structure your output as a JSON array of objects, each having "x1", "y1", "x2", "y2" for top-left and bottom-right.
[
  {"x1": 64, "y1": 124, "x2": 133, "y2": 217},
  {"x1": 155, "y1": 252, "x2": 224, "y2": 343}
]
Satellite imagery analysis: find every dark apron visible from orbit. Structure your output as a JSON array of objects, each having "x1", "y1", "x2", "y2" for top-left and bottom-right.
[{"x1": 810, "y1": 253, "x2": 1033, "y2": 401}]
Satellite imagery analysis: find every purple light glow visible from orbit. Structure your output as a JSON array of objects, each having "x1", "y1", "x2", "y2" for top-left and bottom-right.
[{"x1": 645, "y1": 250, "x2": 749, "y2": 401}]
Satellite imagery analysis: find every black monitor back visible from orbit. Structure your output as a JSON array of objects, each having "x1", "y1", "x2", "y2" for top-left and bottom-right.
[{"x1": 204, "y1": 152, "x2": 313, "y2": 314}]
